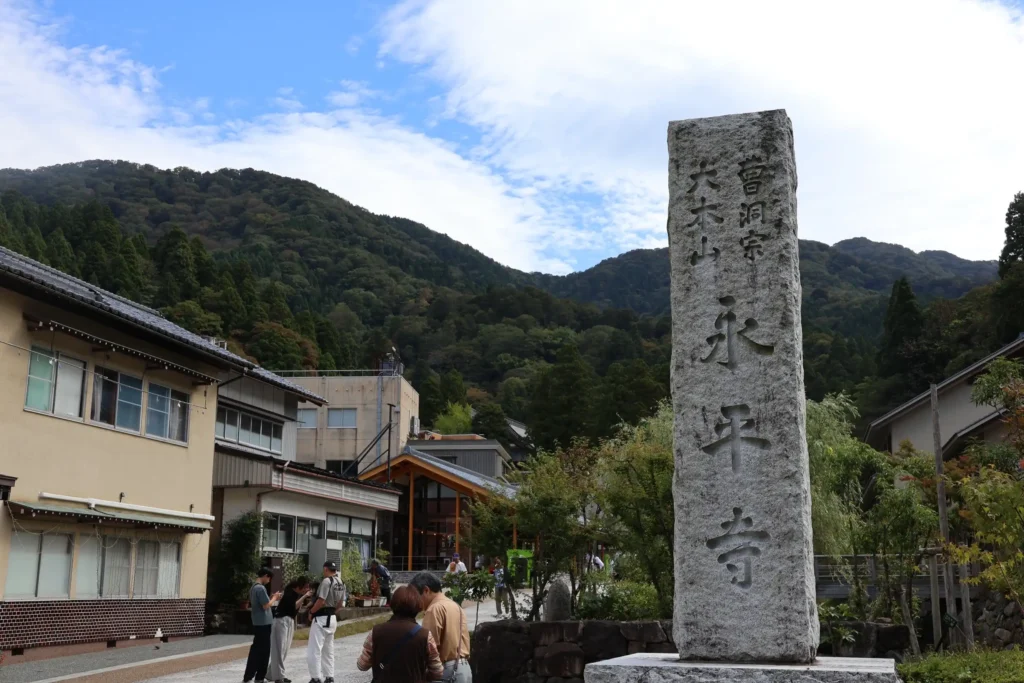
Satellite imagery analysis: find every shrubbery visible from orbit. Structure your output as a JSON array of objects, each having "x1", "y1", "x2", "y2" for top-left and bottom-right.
[
  {"x1": 898, "y1": 649, "x2": 1024, "y2": 683},
  {"x1": 576, "y1": 581, "x2": 660, "y2": 621}
]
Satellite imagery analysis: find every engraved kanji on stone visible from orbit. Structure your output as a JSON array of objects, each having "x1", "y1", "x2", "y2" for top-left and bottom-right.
[
  {"x1": 688, "y1": 160, "x2": 721, "y2": 194},
  {"x1": 738, "y1": 156, "x2": 767, "y2": 196},
  {"x1": 701, "y1": 296, "x2": 775, "y2": 369},
  {"x1": 690, "y1": 235, "x2": 721, "y2": 266},
  {"x1": 739, "y1": 201, "x2": 765, "y2": 228},
  {"x1": 687, "y1": 197, "x2": 723, "y2": 230},
  {"x1": 706, "y1": 507, "x2": 771, "y2": 589},
  {"x1": 740, "y1": 229, "x2": 770, "y2": 261},
  {"x1": 701, "y1": 404, "x2": 771, "y2": 472}
]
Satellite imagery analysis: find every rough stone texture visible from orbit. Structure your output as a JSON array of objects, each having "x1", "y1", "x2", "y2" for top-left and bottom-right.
[
  {"x1": 533, "y1": 622, "x2": 568, "y2": 647},
  {"x1": 585, "y1": 654, "x2": 899, "y2": 683},
  {"x1": 471, "y1": 620, "x2": 533, "y2": 683},
  {"x1": 545, "y1": 576, "x2": 573, "y2": 622},
  {"x1": 667, "y1": 110, "x2": 817, "y2": 662},
  {"x1": 972, "y1": 588, "x2": 1024, "y2": 648},
  {"x1": 581, "y1": 621, "x2": 630, "y2": 663},
  {"x1": 620, "y1": 622, "x2": 667, "y2": 643},
  {"x1": 545, "y1": 642, "x2": 587, "y2": 677}
]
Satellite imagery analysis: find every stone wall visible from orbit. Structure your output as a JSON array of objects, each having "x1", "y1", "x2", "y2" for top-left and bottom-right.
[
  {"x1": 472, "y1": 620, "x2": 675, "y2": 683},
  {"x1": 973, "y1": 588, "x2": 1023, "y2": 649}
]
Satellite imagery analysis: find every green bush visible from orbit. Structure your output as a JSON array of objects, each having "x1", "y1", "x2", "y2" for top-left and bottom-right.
[
  {"x1": 898, "y1": 649, "x2": 1024, "y2": 683},
  {"x1": 209, "y1": 512, "x2": 262, "y2": 605},
  {"x1": 576, "y1": 581, "x2": 660, "y2": 621}
]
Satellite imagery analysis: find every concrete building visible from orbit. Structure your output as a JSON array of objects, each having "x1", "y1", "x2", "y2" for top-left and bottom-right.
[
  {"x1": 287, "y1": 367, "x2": 420, "y2": 475},
  {"x1": 210, "y1": 375, "x2": 400, "y2": 582},
  {"x1": 866, "y1": 335, "x2": 1024, "y2": 457},
  {"x1": 0, "y1": 246, "x2": 310, "y2": 654},
  {"x1": 407, "y1": 434, "x2": 512, "y2": 479}
]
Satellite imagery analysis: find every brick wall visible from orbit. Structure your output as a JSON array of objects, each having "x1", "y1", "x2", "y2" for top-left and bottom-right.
[{"x1": 0, "y1": 598, "x2": 205, "y2": 650}]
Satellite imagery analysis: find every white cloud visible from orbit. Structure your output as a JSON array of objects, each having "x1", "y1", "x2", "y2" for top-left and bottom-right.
[
  {"x1": 326, "y1": 80, "x2": 379, "y2": 108},
  {"x1": 381, "y1": 0, "x2": 1024, "y2": 262},
  {"x1": 0, "y1": 1, "x2": 570, "y2": 274}
]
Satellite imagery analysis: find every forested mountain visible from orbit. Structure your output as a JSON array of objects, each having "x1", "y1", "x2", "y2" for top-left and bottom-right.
[{"x1": 0, "y1": 160, "x2": 1015, "y2": 446}]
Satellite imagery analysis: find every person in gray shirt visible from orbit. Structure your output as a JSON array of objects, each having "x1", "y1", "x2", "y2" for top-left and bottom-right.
[{"x1": 245, "y1": 568, "x2": 283, "y2": 683}]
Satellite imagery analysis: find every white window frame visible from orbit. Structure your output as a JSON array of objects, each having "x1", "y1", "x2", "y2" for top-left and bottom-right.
[
  {"x1": 327, "y1": 408, "x2": 357, "y2": 429},
  {"x1": 263, "y1": 513, "x2": 296, "y2": 552},
  {"x1": 24, "y1": 346, "x2": 87, "y2": 420},
  {"x1": 297, "y1": 408, "x2": 318, "y2": 429},
  {"x1": 92, "y1": 366, "x2": 144, "y2": 433},
  {"x1": 216, "y1": 407, "x2": 283, "y2": 454},
  {"x1": 4, "y1": 531, "x2": 73, "y2": 599},
  {"x1": 146, "y1": 383, "x2": 190, "y2": 444}
]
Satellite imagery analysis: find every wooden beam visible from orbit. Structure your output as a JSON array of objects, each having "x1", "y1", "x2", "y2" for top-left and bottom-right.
[
  {"x1": 931, "y1": 384, "x2": 959, "y2": 646},
  {"x1": 455, "y1": 493, "x2": 461, "y2": 558},
  {"x1": 408, "y1": 469, "x2": 415, "y2": 572}
]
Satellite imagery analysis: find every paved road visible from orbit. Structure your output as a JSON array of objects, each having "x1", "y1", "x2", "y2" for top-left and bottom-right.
[{"x1": 140, "y1": 600, "x2": 500, "y2": 683}]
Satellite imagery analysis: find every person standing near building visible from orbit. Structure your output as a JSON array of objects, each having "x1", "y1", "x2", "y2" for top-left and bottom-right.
[
  {"x1": 306, "y1": 561, "x2": 346, "y2": 683},
  {"x1": 492, "y1": 558, "x2": 510, "y2": 618},
  {"x1": 270, "y1": 576, "x2": 311, "y2": 683},
  {"x1": 446, "y1": 553, "x2": 467, "y2": 575},
  {"x1": 355, "y1": 585, "x2": 444, "y2": 682},
  {"x1": 368, "y1": 559, "x2": 392, "y2": 604},
  {"x1": 244, "y1": 568, "x2": 282, "y2": 683},
  {"x1": 410, "y1": 572, "x2": 472, "y2": 683}
]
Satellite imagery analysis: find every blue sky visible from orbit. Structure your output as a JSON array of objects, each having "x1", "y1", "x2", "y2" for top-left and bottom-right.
[{"x1": 2, "y1": 0, "x2": 1024, "y2": 273}]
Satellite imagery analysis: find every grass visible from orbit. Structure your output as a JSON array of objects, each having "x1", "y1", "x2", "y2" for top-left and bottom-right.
[
  {"x1": 292, "y1": 614, "x2": 391, "y2": 641},
  {"x1": 898, "y1": 648, "x2": 1024, "y2": 683}
]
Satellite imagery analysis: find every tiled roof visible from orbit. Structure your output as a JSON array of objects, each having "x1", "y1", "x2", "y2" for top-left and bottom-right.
[
  {"x1": 0, "y1": 246, "x2": 324, "y2": 403},
  {"x1": 403, "y1": 446, "x2": 517, "y2": 498}
]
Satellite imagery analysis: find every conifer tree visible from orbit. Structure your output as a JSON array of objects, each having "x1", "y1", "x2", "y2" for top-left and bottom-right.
[
  {"x1": 527, "y1": 344, "x2": 595, "y2": 451},
  {"x1": 45, "y1": 228, "x2": 77, "y2": 275},
  {"x1": 998, "y1": 192, "x2": 1024, "y2": 278},
  {"x1": 22, "y1": 224, "x2": 48, "y2": 264},
  {"x1": 155, "y1": 227, "x2": 198, "y2": 305},
  {"x1": 0, "y1": 209, "x2": 26, "y2": 254},
  {"x1": 440, "y1": 369, "x2": 467, "y2": 407},
  {"x1": 879, "y1": 277, "x2": 925, "y2": 378}
]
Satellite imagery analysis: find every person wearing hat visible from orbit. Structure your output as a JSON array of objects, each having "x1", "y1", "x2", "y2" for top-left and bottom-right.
[
  {"x1": 306, "y1": 561, "x2": 346, "y2": 683},
  {"x1": 445, "y1": 553, "x2": 467, "y2": 575},
  {"x1": 244, "y1": 567, "x2": 283, "y2": 683}
]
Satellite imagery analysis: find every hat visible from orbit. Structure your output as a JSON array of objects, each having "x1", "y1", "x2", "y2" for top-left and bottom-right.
[
  {"x1": 323, "y1": 561, "x2": 338, "y2": 572},
  {"x1": 257, "y1": 567, "x2": 273, "y2": 578},
  {"x1": 452, "y1": 553, "x2": 460, "y2": 559}
]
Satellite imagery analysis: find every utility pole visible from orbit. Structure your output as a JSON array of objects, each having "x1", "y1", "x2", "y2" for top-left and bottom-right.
[{"x1": 931, "y1": 384, "x2": 959, "y2": 648}]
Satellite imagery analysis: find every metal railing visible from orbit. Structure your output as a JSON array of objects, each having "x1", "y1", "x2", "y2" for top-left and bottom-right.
[
  {"x1": 814, "y1": 555, "x2": 979, "y2": 600},
  {"x1": 273, "y1": 367, "x2": 405, "y2": 378}
]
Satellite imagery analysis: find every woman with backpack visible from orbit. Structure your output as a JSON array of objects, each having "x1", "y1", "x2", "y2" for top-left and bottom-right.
[{"x1": 356, "y1": 585, "x2": 444, "y2": 682}]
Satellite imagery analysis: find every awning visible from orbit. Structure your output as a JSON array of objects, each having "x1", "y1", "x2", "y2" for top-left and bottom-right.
[{"x1": 5, "y1": 501, "x2": 211, "y2": 533}]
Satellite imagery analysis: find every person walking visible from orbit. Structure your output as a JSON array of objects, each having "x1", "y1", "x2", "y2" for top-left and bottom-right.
[
  {"x1": 270, "y1": 576, "x2": 312, "y2": 683},
  {"x1": 244, "y1": 568, "x2": 283, "y2": 683},
  {"x1": 492, "y1": 558, "x2": 509, "y2": 618},
  {"x1": 306, "y1": 561, "x2": 346, "y2": 683},
  {"x1": 355, "y1": 585, "x2": 444, "y2": 682},
  {"x1": 410, "y1": 572, "x2": 472, "y2": 683},
  {"x1": 368, "y1": 559, "x2": 392, "y2": 604}
]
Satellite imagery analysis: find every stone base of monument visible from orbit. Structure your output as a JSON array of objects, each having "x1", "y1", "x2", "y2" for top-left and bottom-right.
[{"x1": 584, "y1": 654, "x2": 899, "y2": 683}]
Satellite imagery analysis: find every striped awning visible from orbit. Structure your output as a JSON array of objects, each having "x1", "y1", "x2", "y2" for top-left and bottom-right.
[{"x1": 6, "y1": 501, "x2": 211, "y2": 533}]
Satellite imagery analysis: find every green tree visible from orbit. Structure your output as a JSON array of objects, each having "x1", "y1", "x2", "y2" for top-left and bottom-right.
[
  {"x1": 21, "y1": 224, "x2": 48, "y2": 263},
  {"x1": 998, "y1": 192, "x2": 1024, "y2": 278},
  {"x1": 878, "y1": 277, "x2": 925, "y2": 378},
  {"x1": 440, "y1": 369, "x2": 467, "y2": 407},
  {"x1": 45, "y1": 228, "x2": 77, "y2": 275},
  {"x1": 471, "y1": 403, "x2": 509, "y2": 445},
  {"x1": 434, "y1": 402, "x2": 473, "y2": 435},
  {"x1": 163, "y1": 300, "x2": 225, "y2": 337},
  {"x1": 155, "y1": 227, "x2": 198, "y2": 305},
  {"x1": 411, "y1": 361, "x2": 445, "y2": 428},
  {"x1": 262, "y1": 282, "x2": 295, "y2": 328},
  {"x1": 246, "y1": 322, "x2": 307, "y2": 370},
  {"x1": 190, "y1": 236, "x2": 216, "y2": 287},
  {"x1": 527, "y1": 345, "x2": 595, "y2": 452},
  {"x1": 592, "y1": 359, "x2": 665, "y2": 438},
  {"x1": 497, "y1": 377, "x2": 530, "y2": 421},
  {"x1": 0, "y1": 210, "x2": 26, "y2": 253}
]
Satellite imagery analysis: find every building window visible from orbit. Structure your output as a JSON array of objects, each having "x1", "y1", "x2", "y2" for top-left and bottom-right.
[
  {"x1": 326, "y1": 514, "x2": 350, "y2": 540},
  {"x1": 133, "y1": 541, "x2": 181, "y2": 598},
  {"x1": 76, "y1": 536, "x2": 132, "y2": 598},
  {"x1": 4, "y1": 531, "x2": 72, "y2": 598},
  {"x1": 297, "y1": 408, "x2": 318, "y2": 429},
  {"x1": 217, "y1": 407, "x2": 283, "y2": 454},
  {"x1": 92, "y1": 367, "x2": 143, "y2": 432},
  {"x1": 146, "y1": 383, "x2": 190, "y2": 443},
  {"x1": 296, "y1": 518, "x2": 324, "y2": 554},
  {"x1": 350, "y1": 518, "x2": 374, "y2": 537},
  {"x1": 263, "y1": 514, "x2": 295, "y2": 551},
  {"x1": 25, "y1": 347, "x2": 86, "y2": 419},
  {"x1": 327, "y1": 408, "x2": 356, "y2": 428},
  {"x1": 325, "y1": 460, "x2": 357, "y2": 476}
]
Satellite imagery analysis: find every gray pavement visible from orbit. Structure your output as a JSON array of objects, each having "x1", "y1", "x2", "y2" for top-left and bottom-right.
[{"x1": 0, "y1": 635, "x2": 252, "y2": 683}]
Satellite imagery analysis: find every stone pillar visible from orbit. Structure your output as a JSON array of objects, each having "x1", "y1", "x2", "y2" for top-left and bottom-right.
[{"x1": 667, "y1": 110, "x2": 817, "y2": 663}]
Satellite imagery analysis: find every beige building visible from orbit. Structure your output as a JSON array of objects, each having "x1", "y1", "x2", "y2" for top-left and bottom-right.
[
  {"x1": 288, "y1": 369, "x2": 420, "y2": 475},
  {"x1": 866, "y1": 336, "x2": 1024, "y2": 457},
  {"x1": 0, "y1": 247, "x2": 309, "y2": 654}
]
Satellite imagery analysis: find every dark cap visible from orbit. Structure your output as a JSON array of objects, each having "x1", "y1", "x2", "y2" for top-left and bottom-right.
[
  {"x1": 257, "y1": 567, "x2": 274, "y2": 578},
  {"x1": 323, "y1": 561, "x2": 338, "y2": 572}
]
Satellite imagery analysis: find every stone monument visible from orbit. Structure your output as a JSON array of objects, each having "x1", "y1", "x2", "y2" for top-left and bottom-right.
[{"x1": 584, "y1": 111, "x2": 899, "y2": 682}]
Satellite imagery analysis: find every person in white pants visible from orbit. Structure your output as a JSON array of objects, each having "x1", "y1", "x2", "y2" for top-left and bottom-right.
[
  {"x1": 270, "y1": 577, "x2": 312, "y2": 683},
  {"x1": 306, "y1": 561, "x2": 346, "y2": 683}
]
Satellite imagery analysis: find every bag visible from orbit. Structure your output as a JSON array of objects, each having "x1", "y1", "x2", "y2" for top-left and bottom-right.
[{"x1": 373, "y1": 624, "x2": 421, "y2": 680}]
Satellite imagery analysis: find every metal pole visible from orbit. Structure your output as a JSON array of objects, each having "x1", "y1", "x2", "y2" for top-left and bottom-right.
[
  {"x1": 408, "y1": 470, "x2": 415, "y2": 571},
  {"x1": 931, "y1": 384, "x2": 959, "y2": 646}
]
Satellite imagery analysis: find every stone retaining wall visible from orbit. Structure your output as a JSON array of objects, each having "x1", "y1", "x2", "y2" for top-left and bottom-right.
[
  {"x1": 472, "y1": 620, "x2": 675, "y2": 683},
  {"x1": 973, "y1": 588, "x2": 1023, "y2": 649}
]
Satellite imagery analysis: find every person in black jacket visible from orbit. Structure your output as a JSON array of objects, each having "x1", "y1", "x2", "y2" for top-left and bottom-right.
[{"x1": 270, "y1": 577, "x2": 312, "y2": 683}]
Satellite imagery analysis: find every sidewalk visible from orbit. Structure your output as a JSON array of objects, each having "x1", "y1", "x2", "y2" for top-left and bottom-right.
[{"x1": 0, "y1": 599, "x2": 500, "y2": 683}]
